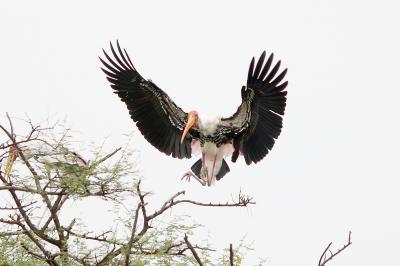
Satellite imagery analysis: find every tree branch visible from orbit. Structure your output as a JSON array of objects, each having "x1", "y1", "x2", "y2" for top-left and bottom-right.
[
  {"x1": 124, "y1": 202, "x2": 141, "y2": 266},
  {"x1": 11, "y1": 216, "x2": 59, "y2": 266},
  {"x1": 318, "y1": 231, "x2": 352, "y2": 266},
  {"x1": 0, "y1": 200, "x2": 37, "y2": 210},
  {"x1": 230, "y1": 243, "x2": 234, "y2": 266},
  {"x1": 0, "y1": 119, "x2": 61, "y2": 247},
  {"x1": 40, "y1": 191, "x2": 68, "y2": 233},
  {"x1": 147, "y1": 191, "x2": 255, "y2": 221},
  {"x1": 62, "y1": 228, "x2": 122, "y2": 245},
  {"x1": 184, "y1": 234, "x2": 203, "y2": 266},
  {"x1": 94, "y1": 147, "x2": 122, "y2": 165},
  {"x1": 0, "y1": 230, "x2": 25, "y2": 237}
]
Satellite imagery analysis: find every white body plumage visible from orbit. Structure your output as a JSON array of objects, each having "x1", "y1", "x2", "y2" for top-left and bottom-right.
[{"x1": 196, "y1": 115, "x2": 234, "y2": 186}]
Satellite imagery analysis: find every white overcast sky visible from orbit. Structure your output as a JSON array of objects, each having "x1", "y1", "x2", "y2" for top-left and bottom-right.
[{"x1": 1, "y1": 1, "x2": 400, "y2": 265}]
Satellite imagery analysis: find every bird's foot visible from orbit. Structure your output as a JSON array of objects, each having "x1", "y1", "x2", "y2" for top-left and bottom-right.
[{"x1": 181, "y1": 171, "x2": 206, "y2": 186}]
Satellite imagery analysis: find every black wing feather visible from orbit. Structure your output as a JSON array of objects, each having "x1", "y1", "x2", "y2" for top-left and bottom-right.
[
  {"x1": 218, "y1": 51, "x2": 288, "y2": 165},
  {"x1": 259, "y1": 53, "x2": 273, "y2": 81},
  {"x1": 100, "y1": 41, "x2": 194, "y2": 159},
  {"x1": 247, "y1": 57, "x2": 255, "y2": 85},
  {"x1": 253, "y1": 51, "x2": 266, "y2": 80}
]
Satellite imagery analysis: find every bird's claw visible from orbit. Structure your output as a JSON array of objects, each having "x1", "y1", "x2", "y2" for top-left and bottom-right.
[
  {"x1": 181, "y1": 171, "x2": 192, "y2": 182},
  {"x1": 181, "y1": 171, "x2": 206, "y2": 186}
]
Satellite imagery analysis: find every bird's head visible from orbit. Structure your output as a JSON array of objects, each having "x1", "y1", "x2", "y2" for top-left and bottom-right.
[{"x1": 181, "y1": 110, "x2": 199, "y2": 144}]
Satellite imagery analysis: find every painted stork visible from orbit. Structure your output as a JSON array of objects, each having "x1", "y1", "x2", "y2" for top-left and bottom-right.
[{"x1": 100, "y1": 42, "x2": 288, "y2": 186}]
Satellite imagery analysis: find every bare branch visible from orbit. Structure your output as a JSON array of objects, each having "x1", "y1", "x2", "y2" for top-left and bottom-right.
[
  {"x1": 62, "y1": 228, "x2": 122, "y2": 245},
  {"x1": 6, "y1": 112, "x2": 15, "y2": 137},
  {"x1": 0, "y1": 217, "x2": 19, "y2": 225},
  {"x1": 0, "y1": 200, "x2": 37, "y2": 210},
  {"x1": 147, "y1": 192, "x2": 255, "y2": 221},
  {"x1": 124, "y1": 203, "x2": 141, "y2": 266},
  {"x1": 11, "y1": 216, "x2": 58, "y2": 265},
  {"x1": 230, "y1": 243, "x2": 234, "y2": 266},
  {"x1": 161, "y1": 190, "x2": 185, "y2": 210},
  {"x1": 0, "y1": 185, "x2": 60, "y2": 246},
  {"x1": 184, "y1": 234, "x2": 203, "y2": 266},
  {"x1": 318, "y1": 231, "x2": 352, "y2": 266},
  {"x1": 94, "y1": 147, "x2": 122, "y2": 165},
  {"x1": 136, "y1": 180, "x2": 150, "y2": 237},
  {"x1": 53, "y1": 252, "x2": 90, "y2": 266},
  {"x1": 20, "y1": 243, "x2": 48, "y2": 262},
  {"x1": 40, "y1": 192, "x2": 68, "y2": 233}
]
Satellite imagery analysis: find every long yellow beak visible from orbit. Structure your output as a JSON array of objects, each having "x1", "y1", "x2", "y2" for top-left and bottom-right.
[{"x1": 180, "y1": 113, "x2": 197, "y2": 144}]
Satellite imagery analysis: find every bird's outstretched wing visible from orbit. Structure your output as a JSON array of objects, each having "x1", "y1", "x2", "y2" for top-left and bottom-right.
[
  {"x1": 100, "y1": 41, "x2": 195, "y2": 159},
  {"x1": 216, "y1": 51, "x2": 288, "y2": 165}
]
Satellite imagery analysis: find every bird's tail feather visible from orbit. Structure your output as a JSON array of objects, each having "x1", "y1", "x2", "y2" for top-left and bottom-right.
[
  {"x1": 216, "y1": 159, "x2": 230, "y2": 180},
  {"x1": 190, "y1": 159, "x2": 202, "y2": 178},
  {"x1": 190, "y1": 158, "x2": 230, "y2": 182}
]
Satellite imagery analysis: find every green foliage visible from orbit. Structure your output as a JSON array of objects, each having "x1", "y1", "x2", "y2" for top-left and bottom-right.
[
  {"x1": 0, "y1": 119, "x2": 255, "y2": 265},
  {"x1": 0, "y1": 235, "x2": 46, "y2": 266}
]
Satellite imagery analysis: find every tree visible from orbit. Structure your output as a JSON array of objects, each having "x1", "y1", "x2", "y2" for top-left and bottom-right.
[
  {"x1": 0, "y1": 114, "x2": 255, "y2": 265},
  {"x1": 0, "y1": 114, "x2": 352, "y2": 265}
]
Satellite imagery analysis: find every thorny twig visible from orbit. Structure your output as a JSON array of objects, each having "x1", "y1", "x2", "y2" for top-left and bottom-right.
[{"x1": 318, "y1": 231, "x2": 352, "y2": 266}]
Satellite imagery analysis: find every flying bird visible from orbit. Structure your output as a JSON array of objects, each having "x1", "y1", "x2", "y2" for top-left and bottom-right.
[{"x1": 100, "y1": 42, "x2": 288, "y2": 186}]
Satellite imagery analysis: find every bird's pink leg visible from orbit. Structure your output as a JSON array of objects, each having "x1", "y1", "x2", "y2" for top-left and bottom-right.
[
  {"x1": 200, "y1": 152, "x2": 207, "y2": 181},
  {"x1": 209, "y1": 154, "x2": 218, "y2": 186}
]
